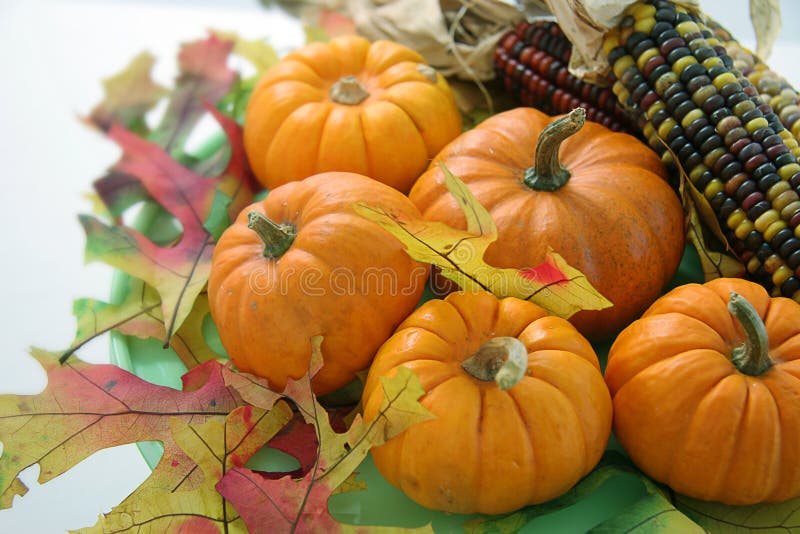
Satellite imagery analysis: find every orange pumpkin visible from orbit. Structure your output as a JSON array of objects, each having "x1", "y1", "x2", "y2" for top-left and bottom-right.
[
  {"x1": 362, "y1": 290, "x2": 612, "y2": 514},
  {"x1": 605, "y1": 278, "x2": 800, "y2": 505},
  {"x1": 243, "y1": 35, "x2": 462, "y2": 193},
  {"x1": 408, "y1": 107, "x2": 685, "y2": 340},
  {"x1": 208, "y1": 172, "x2": 428, "y2": 395}
]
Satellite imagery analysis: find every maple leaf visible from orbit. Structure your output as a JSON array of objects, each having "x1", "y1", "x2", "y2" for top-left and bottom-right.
[
  {"x1": 60, "y1": 277, "x2": 220, "y2": 369},
  {"x1": 86, "y1": 51, "x2": 168, "y2": 134},
  {"x1": 353, "y1": 165, "x2": 612, "y2": 319},
  {"x1": 0, "y1": 352, "x2": 241, "y2": 510},
  {"x1": 218, "y1": 337, "x2": 435, "y2": 533},
  {"x1": 79, "y1": 107, "x2": 253, "y2": 347}
]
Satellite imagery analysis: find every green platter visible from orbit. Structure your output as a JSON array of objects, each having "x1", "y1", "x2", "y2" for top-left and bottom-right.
[{"x1": 108, "y1": 133, "x2": 707, "y2": 531}]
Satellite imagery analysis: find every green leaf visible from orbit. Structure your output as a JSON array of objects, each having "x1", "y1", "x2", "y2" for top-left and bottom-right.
[
  {"x1": 676, "y1": 493, "x2": 800, "y2": 533},
  {"x1": 590, "y1": 492, "x2": 703, "y2": 533}
]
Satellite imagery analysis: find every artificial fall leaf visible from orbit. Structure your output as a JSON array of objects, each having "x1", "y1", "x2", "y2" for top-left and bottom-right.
[
  {"x1": 60, "y1": 277, "x2": 219, "y2": 369},
  {"x1": 212, "y1": 30, "x2": 280, "y2": 76},
  {"x1": 217, "y1": 337, "x2": 434, "y2": 533},
  {"x1": 148, "y1": 34, "x2": 236, "y2": 153},
  {"x1": 86, "y1": 51, "x2": 168, "y2": 134},
  {"x1": 353, "y1": 165, "x2": 611, "y2": 319},
  {"x1": 80, "y1": 108, "x2": 253, "y2": 345},
  {"x1": 0, "y1": 352, "x2": 241, "y2": 509},
  {"x1": 676, "y1": 493, "x2": 800, "y2": 533},
  {"x1": 83, "y1": 403, "x2": 294, "y2": 534}
]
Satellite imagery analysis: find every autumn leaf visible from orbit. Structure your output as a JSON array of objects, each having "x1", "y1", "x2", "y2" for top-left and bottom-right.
[
  {"x1": 86, "y1": 51, "x2": 168, "y2": 134},
  {"x1": 676, "y1": 493, "x2": 800, "y2": 533},
  {"x1": 60, "y1": 277, "x2": 220, "y2": 369},
  {"x1": 0, "y1": 352, "x2": 241, "y2": 510},
  {"x1": 353, "y1": 164, "x2": 611, "y2": 319},
  {"x1": 82, "y1": 403, "x2": 294, "y2": 533},
  {"x1": 218, "y1": 337, "x2": 435, "y2": 533},
  {"x1": 79, "y1": 107, "x2": 253, "y2": 347},
  {"x1": 147, "y1": 34, "x2": 236, "y2": 153}
]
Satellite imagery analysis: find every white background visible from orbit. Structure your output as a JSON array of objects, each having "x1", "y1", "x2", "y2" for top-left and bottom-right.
[{"x1": 0, "y1": 0, "x2": 798, "y2": 532}]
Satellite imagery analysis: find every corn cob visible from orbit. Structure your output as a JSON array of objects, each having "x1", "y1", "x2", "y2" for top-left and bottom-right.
[
  {"x1": 495, "y1": 20, "x2": 639, "y2": 133},
  {"x1": 713, "y1": 37, "x2": 800, "y2": 157},
  {"x1": 603, "y1": 0, "x2": 800, "y2": 301}
]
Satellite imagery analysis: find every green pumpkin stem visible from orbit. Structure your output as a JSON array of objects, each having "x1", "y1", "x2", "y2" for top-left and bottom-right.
[
  {"x1": 247, "y1": 211, "x2": 296, "y2": 259},
  {"x1": 728, "y1": 291, "x2": 773, "y2": 376},
  {"x1": 330, "y1": 75, "x2": 370, "y2": 105},
  {"x1": 461, "y1": 337, "x2": 528, "y2": 390},
  {"x1": 523, "y1": 107, "x2": 586, "y2": 191}
]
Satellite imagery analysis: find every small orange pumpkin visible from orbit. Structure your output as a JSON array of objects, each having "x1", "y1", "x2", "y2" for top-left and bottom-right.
[
  {"x1": 208, "y1": 172, "x2": 428, "y2": 395},
  {"x1": 243, "y1": 35, "x2": 462, "y2": 193},
  {"x1": 362, "y1": 290, "x2": 612, "y2": 514},
  {"x1": 408, "y1": 107, "x2": 685, "y2": 340},
  {"x1": 606, "y1": 278, "x2": 800, "y2": 505}
]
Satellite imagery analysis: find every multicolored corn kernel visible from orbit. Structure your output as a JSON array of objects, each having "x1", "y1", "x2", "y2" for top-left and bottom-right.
[
  {"x1": 604, "y1": 0, "x2": 800, "y2": 301},
  {"x1": 495, "y1": 20, "x2": 639, "y2": 133}
]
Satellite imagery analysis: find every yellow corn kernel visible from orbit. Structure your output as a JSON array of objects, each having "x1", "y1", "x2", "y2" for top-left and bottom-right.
[
  {"x1": 630, "y1": 3, "x2": 656, "y2": 20},
  {"x1": 782, "y1": 200, "x2": 800, "y2": 220},
  {"x1": 675, "y1": 21, "x2": 700, "y2": 36},
  {"x1": 764, "y1": 254, "x2": 783, "y2": 273},
  {"x1": 647, "y1": 102, "x2": 666, "y2": 122},
  {"x1": 745, "y1": 117, "x2": 770, "y2": 134},
  {"x1": 754, "y1": 209, "x2": 781, "y2": 232},
  {"x1": 747, "y1": 256, "x2": 762, "y2": 274},
  {"x1": 657, "y1": 117, "x2": 678, "y2": 139},
  {"x1": 732, "y1": 100, "x2": 756, "y2": 116},
  {"x1": 681, "y1": 109, "x2": 706, "y2": 128},
  {"x1": 767, "y1": 181, "x2": 791, "y2": 201},
  {"x1": 704, "y1": 178, "x2": 724, "y2": 200},
  {"x1": 703, "y1": 147, "x2": 727, "y2": 168},
  {"x1": 763, "y1": 219, "x2": 788, "y2": 242},
  {"x1": 735, "y1": 219, "x2": 755, "y2": 240},
  {"x1": 634, "y1": 17, "x2": 656, "y2": 34},
  {"x1": 712, "y1": 72, "x2": 738, "y2": 90},
  {"x1": 703, "y1": 57, "x2": 724, "y2": 70},
  {"x1": 792, "y1": 121, "x2": 800, "y2": 139},
  {"x1": 692, "y1": 85, "x2": 718, "y2": 106},
  {"x1": 672, "y1": 55, "x2": 698, "y2": 76},
  {"x1": 603, "y1": 30, "x2": 621, "y2": 56},
  {"x1": 726, "y1": 208, "x2": 747, "y2": 229},
  {"x1": 772, "y1": 189, "x2": 799, "y2": 212},
  {"x1": 661, "y1": 151, "x2": 674, "y2": 166},
  {"x1": 778, "y1": 163, "x2": 800, "y2": 181},
  {"x1": 773, "y1": 265, "x2": 793, "y2": 287},
  {"x1": 637, "y1": 48, "x2": 660, "y2": 70},
  {"x1": 689, "y1": 164, "x2": 710, "y2": 183},
  {"x1": 613, "y1": 55, "x2": 635, "y2": 79},
  {"x1": 779, "y1": 104, "x2": 800, "y2": 122}
]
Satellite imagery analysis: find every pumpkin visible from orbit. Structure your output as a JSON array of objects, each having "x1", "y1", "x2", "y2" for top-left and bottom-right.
[
  {"x1": 605, "y1": 278, "x2": 800, "y2": 505},
  {"x1": 361, "y1": 290, "x2": 612, "y2": 514},
  {"x1": 208, "y1": 172, "x2": 428, "y2": 396},
  {"x1": 408, "y1": 107, "x2": 685, "y2": 340},
  {"x1": 243, "y1": 34, "x2": 463, "y2": 193}
]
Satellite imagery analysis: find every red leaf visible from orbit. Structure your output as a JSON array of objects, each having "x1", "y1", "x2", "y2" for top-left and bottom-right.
[
  {"x1": 0, "y1": 352, "x2": 241, "y2": 506},
  {"x1": 264, "y1": 413, "x2": 318, "y2": 478},
  {"x1": 519, "y1": 257, "x2": 569, "y2": 286}
]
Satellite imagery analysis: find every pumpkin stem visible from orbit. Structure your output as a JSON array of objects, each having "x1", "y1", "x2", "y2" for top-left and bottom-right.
[
  {"x1": 461, "y1": 337, "x2": 528, "y2": 390},
  {"x1": 330, "y1": 75, "x2": 370, "y2": 105},
  {"x1": 247, "y1": 211, "x2": 296, "y2": 259},
  {"x1": 523, "y1": 107, "x2": 586, "y2": 191},
  {"x1": 728, "y1": 291, "x2": 773, "y2": 376}
]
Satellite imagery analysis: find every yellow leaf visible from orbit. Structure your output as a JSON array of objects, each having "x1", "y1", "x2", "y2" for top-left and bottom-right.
[
  {"x1": 212, "y1": 29, "x2": 279, "y2": 75},
  {"x1": 353, "y1": 165, "x2": 612, "y2": 319}
]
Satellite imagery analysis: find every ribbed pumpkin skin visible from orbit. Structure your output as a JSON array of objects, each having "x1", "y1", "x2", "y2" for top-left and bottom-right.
[
  {"x1": 362, "y1": 291, "x2": 612, "y2": 514},
  {"x1": 208, "y1": 172, "x2": 428, "y2": 395},
  {"x1": 606, "y1": 278, "x2": 800, "y2": 505},
  {"x1": 408, "y1": 107, "x2": 685, "y2": 340},
  {"x1": 243, "y1": 35, "x2": 462, "y2": 193}
]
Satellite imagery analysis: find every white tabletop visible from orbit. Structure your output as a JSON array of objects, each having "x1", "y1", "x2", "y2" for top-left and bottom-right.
[{"x1": 0, "y1": 1, "x2": 797, "y2": 532}]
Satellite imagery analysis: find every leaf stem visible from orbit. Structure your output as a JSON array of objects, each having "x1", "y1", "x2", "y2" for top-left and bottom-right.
[
  {"x1": 728, "y1": 291, "x2": 773, "y2": 376},
  {"x1": 461, "y1": 337, "x2": 528, "y2": 390},
  {"x1": 523, "y1": 108, "x2": 586, "y2": 192}
]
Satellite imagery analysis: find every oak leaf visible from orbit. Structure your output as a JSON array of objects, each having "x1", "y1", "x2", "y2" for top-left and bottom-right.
[{"x1": 353, "y1": 165, "x2": 611, "y2": 319}]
